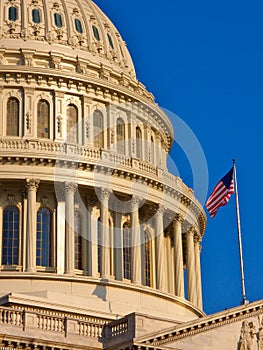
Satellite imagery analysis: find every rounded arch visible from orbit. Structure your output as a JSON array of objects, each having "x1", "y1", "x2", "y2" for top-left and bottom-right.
[
  {"x1": 36, "y1": 207, "x2": 51, "y2": 267},
  {"x1": 6, "y1": 97, "x2": 19, "y2": 137},
  {"x1": 2, "y1": 205, "x2": 19, "y2": 266},
  {"x1": 144, "y1": 229, "x2": 153, "y2": 287},
  {"x1": 122, "y1": 221, "x2": 131, "y2": 280},
  {"x1": 66, "y1": 104, "x2": 78, "y2": 143},
  {"x1": 93, "y1": 109, "x2": 104, "y2": 148},
  {"x1": 37, "y1": 99, "x2": 50, "y2": 139},
  {"x1": 136, "y1": 126, "x2": 143, "y2": 159},
  {"x1": 116, "y1": 117, "x2": 125, "y2": 154},
  {"x1": 74, "y1": 210, "x2": 83, "y2": 270}
]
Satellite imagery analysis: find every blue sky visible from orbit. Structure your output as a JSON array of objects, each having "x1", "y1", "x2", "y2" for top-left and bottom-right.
[{"x1": 94, "y1": 0, "x2": 263, "y2": 314}]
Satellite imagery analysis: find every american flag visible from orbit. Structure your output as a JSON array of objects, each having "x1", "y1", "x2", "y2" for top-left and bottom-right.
[{"x1": 206, "y1": 167, "x2": 235, "y2": 218}]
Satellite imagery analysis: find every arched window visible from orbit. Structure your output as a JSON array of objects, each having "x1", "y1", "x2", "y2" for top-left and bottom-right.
[
  {"x1": 92, "y1": 25, "x2": 100, "y2": 41},
  {"x1": 54, "y1": 13, "x2": 63, "y2": 27},
  {"x1": 36, "y1": 208, "x2": 51, "y2": 267},
  {"x1": 32, "y1": 9, "x2": 41, "y2": 23},
  {"x1": 6, "y1": 97, "x2": 19, "y2": 136},
  {"x1": 37, "y1": 99, "x2": 50, "y2": 138},
  {"x1": 107, "y1": 34, "x2": 114, "y2": 49},
  {"x1": 93, "y1": 110, "x2": 104, "y2": 148},
  {"x1": 116, "y1": 118, "x2": 125, "y2": 154},
  {"x1": 136, "y1": 127, "x2": 142, "y2": 159},
  {"x1": 144, "y1": 232, "x2": 152, "y2": 287},
  {"x1": 74, "y1": 212, "x2": 82, "y2": 270},
  {"x1": 2, "y1": 206, "x2": 19, "y2": 265},
  {"x1": 151, "y1": 135, "x2": 155, "y2": 162},
  {"x1": 97, "y1": 217, "x2": 101, "y2": 274},
  {"x1": 9, "y1": 7, "x2": 18, "y2": 21},
  {"x1": 123, "y1": 223, "x2": 131, "y2": 280},
  {"x1": 74, "y1": 18, "x2": 83, "y2": 34},
  {"x1": 66, "y1": 104, "x2": 78, "y2": 143}
]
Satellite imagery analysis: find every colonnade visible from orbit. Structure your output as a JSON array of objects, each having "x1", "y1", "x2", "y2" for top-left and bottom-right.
[{"x1": 20, "y1": 179, "x2": 203, "y2": 309}]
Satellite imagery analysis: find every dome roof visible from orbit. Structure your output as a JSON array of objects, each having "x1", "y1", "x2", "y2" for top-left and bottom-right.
[{"x1": 0, "y1": 0, "x2": 135, "y2": 77}]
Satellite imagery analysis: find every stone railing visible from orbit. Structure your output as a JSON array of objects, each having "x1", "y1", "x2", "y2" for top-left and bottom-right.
[
  {"x1": 105, "y1": 317, "x2": 129, "y2": 338},
  {"x1": 0, "y1": 305, "x2": 107, "y2": 339},
  {"x1": 0, "y1": 138, "x2": 206, "y2": 231}
]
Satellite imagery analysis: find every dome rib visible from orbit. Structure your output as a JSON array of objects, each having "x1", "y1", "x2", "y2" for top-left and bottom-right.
[{"x1": 0, "y1": 0, "x2": 135, "y2": 77}]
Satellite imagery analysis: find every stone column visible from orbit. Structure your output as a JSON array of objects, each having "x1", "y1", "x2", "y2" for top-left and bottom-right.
[
  {"x1": 64, "y1": 182, "x2": 76, "y2": 275},
  {"x1": 155, "y1": 205, "x2": 167, "y2": 292},
  {"x1": 195, "y1": 236, "x2": 203, "y2": 309},
  {"x1": 99, "y1": 188, "x2": 111, "y2": 279},
  {"x1": 173, "y1": 214, "x2": 185, "y2": 298},
  {"x1": 114, "y1": 210, "x2": 123, "y2": 281},
  {"x1": 131, "y1": 197, "x2": 141, "y2": 284},
  {"x1": 186, "y1": 227, "x2": 197, "y2": 305},
  {"x1": 56, "y1": 188, "x2": 65, "y2": 275},
  {"x1": 25, "y1": 178, "x2": 39, "y2": 272},
  {"x1": 87, "y1": 197, "x2": 99, "y2": 277}
]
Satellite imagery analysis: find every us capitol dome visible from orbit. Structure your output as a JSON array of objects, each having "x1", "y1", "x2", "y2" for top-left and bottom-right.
[{"x1": 0, "y1": 1, "x2": 208, "y2": 349}]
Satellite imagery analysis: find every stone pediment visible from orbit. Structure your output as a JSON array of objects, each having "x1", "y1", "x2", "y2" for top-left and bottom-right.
[{"x1": 132, "y1": 299, "x2": 263, "y2": 350}]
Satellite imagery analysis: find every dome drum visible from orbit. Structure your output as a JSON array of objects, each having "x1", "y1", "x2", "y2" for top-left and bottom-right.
[{"x1": 0, "y1": 0, "x2": 207, "y2": 329}]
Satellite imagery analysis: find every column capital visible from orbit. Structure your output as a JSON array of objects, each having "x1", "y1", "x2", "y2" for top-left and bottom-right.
[
  {"x1": 86, "y1": 194, "x2": 98, "y2": 208},
  {"x1": 131, "y1": 196, "x2": 142, "y2": 209},
  {"x1": 156, "y1": 204, "x2": 166, "y2": 216},
  {"x1": 173, "y1": 213, "x2": 185, "y2": 224},
  {"x1": 64, "y1": 182, "x2": 77, "y2": 194},
  {"x1": 97, "y1": 187, "x2": 111, "y2": 202},
  {"x1": 25, "y1": 178, "x2": 40, "y2": 191},
  {"x1": 186, "y1": 226, "x2": 196, "y2": 237}
]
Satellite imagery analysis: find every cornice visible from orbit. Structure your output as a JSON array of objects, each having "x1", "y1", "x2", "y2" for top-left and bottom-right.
[
  {"x1": 0, "y1": 139, "x2": 206, "y2": 235},
  {"x1": 136, "y1": 299, "x2": 263, "y2": 348}
]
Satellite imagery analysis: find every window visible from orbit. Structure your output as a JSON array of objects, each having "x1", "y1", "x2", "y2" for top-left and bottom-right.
[
  {"x1": 74, "y1": 212, "x2": 82, "y2": 270},
  {"x1": 123, "y1": 223, "x2": 131, "y2": 280},
  {"x1": 66, "y1": 104, "x2": 78, "y2": 143},
  {"x1": 32, "y1": 9, "x2": 41, "y2": 23},
  {"x1": 36, "y1": 208, "x2": 51, "y2": 267},
  {"x1": 54, "y1": 13, "x2": 62, "y2": 27},
  {"x1": 6, "y1": 97, "x2": 19, "y2": 136},
  {"x1": 107, "y1": 34, "x2": 114, "y2": 49},
  {"x1": 2, "y1": 206, "x2": 19, "y2": 265},
  {"x1": 8, "y1": 7, "x2": 18, "y2": 21},
  {"x1": 151, "y1": 135, "x2": 155, "y2": 162},
  {"x1": 144, "y1": 232, "x2": 152, "y2": 287},
  {"x1": 92, "y1": 25, "x2": 100, "y2": 41},
  {"x1": 74, "y1": 18, "x2": 83, "y2": 34},
  {"x1": 37, "y1": 100, "x2": 50, "y2": 138},
  {"x1": 136, "y1": 127, "x2": 142, "y2": 159},
  {"x1": 116, "y1": 118, "x2": 125, "y2": 154},
  {"x1": 93, "y1": 110, "x2": 104, "y2": 148}
]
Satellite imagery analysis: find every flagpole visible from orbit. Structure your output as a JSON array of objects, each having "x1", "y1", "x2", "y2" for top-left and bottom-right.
[{"x1": 232, "y1": 159, "x2": 247, "y2": 305}]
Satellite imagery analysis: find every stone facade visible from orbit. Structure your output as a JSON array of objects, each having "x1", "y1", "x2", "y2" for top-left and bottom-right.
[{"x1": 0, "y1": 1, "x2": 257, "y2": 350}]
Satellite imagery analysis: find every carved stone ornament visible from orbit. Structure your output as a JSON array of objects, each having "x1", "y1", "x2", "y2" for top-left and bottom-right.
[
  {"x1": 26, "y1": 111, "x2": 32, "y2": 132},
  {"x1": 64, "y1": 182, "x2": 77, "y2": 194},
  {"x1": 239, "y1": 320, "x2": 256, "y2": 350},
  {"x1": 25, "y1": 178, "x2": 40, "y2": 191},
  {"x1": 41, "y1": 196, "x2": 48, "y2": 206},
  {"x1": 7, "y1": 193, "x2": 17, "y2": 206}
]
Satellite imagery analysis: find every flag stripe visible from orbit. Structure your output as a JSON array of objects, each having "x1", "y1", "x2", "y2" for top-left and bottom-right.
[{"x1": 205, "y1": 167, "x2": 235, "y2": 217}]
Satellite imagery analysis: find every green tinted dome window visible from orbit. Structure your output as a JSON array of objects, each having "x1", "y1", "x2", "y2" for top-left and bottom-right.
[
  {"x1": 9, "y1": 7, "x2": 18, "y2": 21},
  {"x1": 32, "y1": 9, "x2": 41, "y2": 24},
  {"x1": 107, "y1": 34, "x2": 114, "y2": 49},
  {"x1": 92, "y1": 25, "x2": 100, "y2": 41},
  {"x1": 54, "y1": 13, "x2": 63, "y2": 28},
  {"x1": 74, "y1": 18, "x2": 83, "y2": 33}
]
